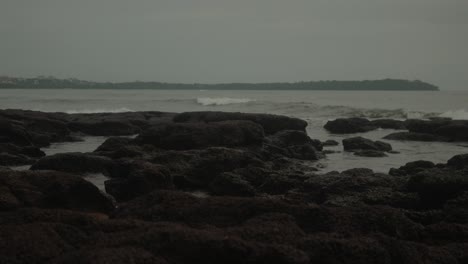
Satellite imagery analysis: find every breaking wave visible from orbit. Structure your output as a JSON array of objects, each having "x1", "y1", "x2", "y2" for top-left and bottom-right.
[
  {"x1": 196, "y1": 97, "x2": 255, "y2": 106},
  {"x1": 439, "y1": 109, "x2": 468, "y2": 120},
  {"x1": 65, "y1": 107, "x2": 134, "y2": 114}
]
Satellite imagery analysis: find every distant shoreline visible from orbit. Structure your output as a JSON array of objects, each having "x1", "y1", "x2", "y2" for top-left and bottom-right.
[{"x1": 0, "y1": 77, "x2": 439, "y2": 91}]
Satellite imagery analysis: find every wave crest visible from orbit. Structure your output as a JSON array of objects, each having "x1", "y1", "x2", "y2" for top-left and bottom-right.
[
  {"x1": 439, "y1": 109, "x2": 468, "y2": 120},
  {"x1": 196, "y1": 97, "x2": 254, "y2": 106}
]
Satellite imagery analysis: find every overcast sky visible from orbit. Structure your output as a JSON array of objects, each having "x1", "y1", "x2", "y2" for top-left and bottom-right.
[{"x1": 1, "y1": 0, "x2": 467, "y2": 89}]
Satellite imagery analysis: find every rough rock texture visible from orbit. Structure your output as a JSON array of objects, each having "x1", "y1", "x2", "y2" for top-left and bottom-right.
[
  {"x1": 325, "y1": 117, "x2": 468, "y2": 142},
  {"x1": 370, "y1": 119, "x2": 407, "y2": 129},
  {"x1": 30, "y1": 152, "x2": 120, "y2": 176},
  {"x1": 324, "y1": 118, "x2": 377, "y2": 134},
  {"x1": 389, "y1": 160, "x2": 436, "y2": 176},
  {"x1": 407, "y1": 168, "x2": 468, "y2": 208},
  {"x1": 384, "y1": 132, "x2": 448, "y2": 142},
  {"x1": 1, "y1": 110, "x2": 468, "y2": 263},
  {"x1": 354, "y1": 149, "x2": 388, "y2": 157},
  {"x1": 385, "y1": 119, "x2": 468, "y2": 142},
  {"x1": 0, "y1": 170, "x2": 114, "y2": 212},
  {"x1": 104, "y1": 160, "x2": 173, "y2": 202},
  {"x1": 323, "y1": 139, "x2": 339, "y2": 146},
  {"x1": 265, "y1": 130, "x2": 321, "y2": 160},
  {"x1": 342, "y1": 137, "x2": 392, "y2": 158},
  {"x1": 135, "y1": 121, "x2": 265, "y2": 150},
  {"x1": 447, "y1": 153, "x2": 468, "y2": 169},
  {"x1": 270, "y1": 130, "x2": 321, "y2": 150},
  {"x1": 173, "y1": 111, "x2": 308, "y2": 134}
]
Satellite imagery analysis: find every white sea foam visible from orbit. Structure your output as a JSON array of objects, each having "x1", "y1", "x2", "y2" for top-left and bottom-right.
[
  {"x1": 65, "y1": 107, "x2": 134, "y2": 114},
  {"x1": 439, "y1": 109, "x2": 468, "y2": 120},
  {"x1": 196, "y1": 97, "x2": 254, "y2": 106}
]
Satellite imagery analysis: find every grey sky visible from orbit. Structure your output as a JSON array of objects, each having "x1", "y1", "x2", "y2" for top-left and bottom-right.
[{"x1": 1, "y1": 0, "x2": 467, "y2": 89}]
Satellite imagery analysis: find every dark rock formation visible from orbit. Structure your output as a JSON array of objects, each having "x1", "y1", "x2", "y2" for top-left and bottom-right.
[
  {"x1": 0, "y1": 143, "x2": 45, "y2": 166},
  {"x1": 389, "y1": 160, "x2": 436, "y2": 176},
  {"x1": 30, "y1": 152, "x2": 120, "y2": 176},
  {"x1": 173, "y1": 111, "x2": 308, "y2": 134},
  {"x1": 405, "y1": 119, "x2": 452, "y2": 134},
  {"x1": 354, "y1": 149, "x2": 388, "y2": 157},
  {"x1": 342, "y1": 137, "x2": 392, "y2": 152},
  {"x1": 266, "y1": 130, "x2": 321, "y2": 160},
  {"x1": 136, "y1": 121, "x2": 265, "y2": 150},
  {"x1": 0, "y1": 109, "x2": 176, "y2": 143},
  {"x1": 385, "y1": 119, "x2": 468, "y2": 142},
  {"x1": 407, "y1": 168, "x2": 468, "y2": 208},
  {"x1": 384, "y1": 132, "x2": 448, "y2": 142},
  {"x1": 447, "y1": 153, "x2": 468, "y2": 169},
  {"x1": 324, "y1": 118, "x2": 377, "y2": 134},
  {"x1": 94, "y1": 137, "x2": 133, "y2": 152},
  {"x1": 324, "y1": 117, "x2": 407, "y2": 133},
  {"x1": 325, "y1": 117, "x2": 468, "y2": 142},
  {"x1": 0, "y1": 170, "x2": 114, "y2": 212},
  {"x1": 270, "y1": 130, "x2": 323, "y2": 151},
  {"x1": 0, "y1": 117, "x2": 33, "y2": 146},
  {"x1": 209, "y1": 172, "x2": 256, "y2": 196},
  {"x1": 68, "y1": 120, "x2": 140, "y2": 136},
  {"x1": 2, "y1": 109, "x2": 468, "y2": 263},
  {"x1": 323, "y1": 139, "x2": 339, "y2": 146},
  {"x1": 104, "y1": 160, "x2": 173, "y2": 202},
  {"x1": 370, "y1": 119, "x2": 407, "y2": 129}
]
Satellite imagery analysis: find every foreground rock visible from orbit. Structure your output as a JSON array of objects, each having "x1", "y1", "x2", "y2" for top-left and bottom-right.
[
  {"x1": 389, "y1": 160, "x2": 436, "y2": 176},
  {"x1": 0, "y1": 170, "x2": 114, "y2": 212},
  {"x1": 91, "y1": 115, "x2": 323, "y2": 201},
  {"x1": 2, "y1": 110, "x2": 468, "y2": 263},
  {"x1": 2, "y1": 152, "x2": 468, "y2": 263},
  {"x1": 407, "y1": 167, "x2": 468, "y2": 208},
  {"x1": 447, "y1": 153, "x2": 468, "y2": 169},
  {"x1": 30, "y1": 152, "x2": 120, "y2": 176},
  {"x1": 104, "y1": 160, "x2": 173, "y2": 201}
]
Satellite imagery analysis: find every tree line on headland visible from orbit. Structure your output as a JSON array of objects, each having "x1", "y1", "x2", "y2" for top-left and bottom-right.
[{"x1": 0, "y1": 76, "x2": 439, "y2": 90}]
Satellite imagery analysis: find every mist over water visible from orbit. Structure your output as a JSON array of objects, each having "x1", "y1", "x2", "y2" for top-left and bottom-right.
[{"x1": 2, "y1": 89, "x2": 468, "y2": 173}]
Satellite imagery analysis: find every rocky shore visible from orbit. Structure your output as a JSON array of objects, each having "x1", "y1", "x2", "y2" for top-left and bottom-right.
[{"x1": 1, "y1": 109, "x2": 468, "y2": 263}]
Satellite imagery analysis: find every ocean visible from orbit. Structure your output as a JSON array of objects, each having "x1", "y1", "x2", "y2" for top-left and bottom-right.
[{"x1": 1, "y1": 89, "x2": 468, "y2": 173}]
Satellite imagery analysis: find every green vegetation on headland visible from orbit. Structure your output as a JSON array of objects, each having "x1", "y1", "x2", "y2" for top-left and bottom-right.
[{"x1": 0, "y1": 76, "x2": 439, "y2": 90}]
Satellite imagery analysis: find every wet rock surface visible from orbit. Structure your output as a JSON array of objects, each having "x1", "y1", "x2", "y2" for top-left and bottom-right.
[
  {"x1": 325, "y1": 117, "x2": 468, "y2": 143},
  {"x1": 0, "y1": 170, "x2": 114, "y2": 212},
  {"x1": 343, "y1": 137, "x2": 392, "y2": 152},
  {"x1": 324, "y1": 118, "x2": 378, "y2": 134},
  {"x1": 1, "y1": 109, "x2": 468, "y2": 263},
  {"x1": 173, "y1": 111, "x2": 308, "y2": 134},
  {"x1": 383, "y1": 131, "x2": 449, "y2": 142},
  {"x1": 342, "y1": 137, "x2": 393, "y2": 157},
  {"x1": 135, "y1": 120, "x2": 265, "y2": 150},
  {"x1": 385, "y1": 119, "x2": 468, "y2": 142}
]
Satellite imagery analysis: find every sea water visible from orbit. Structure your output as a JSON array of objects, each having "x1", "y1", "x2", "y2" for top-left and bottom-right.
[{"x1": 1, "y1": 89, "x2": 468, "y2": 173}]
